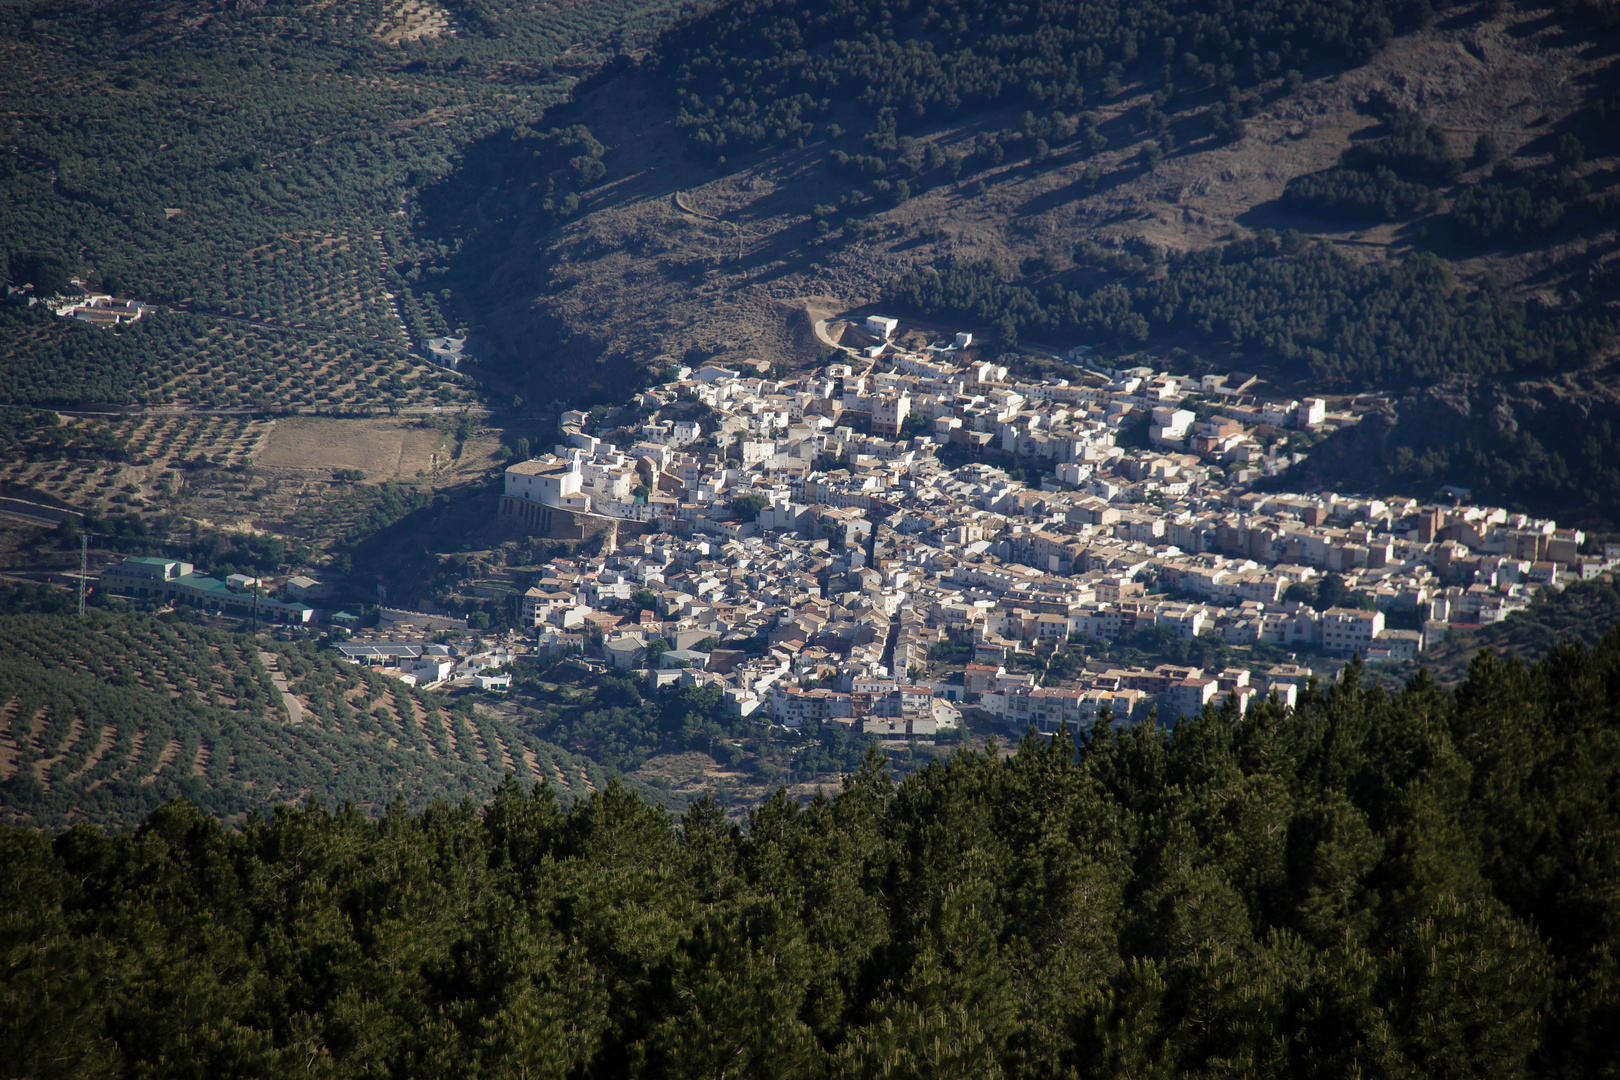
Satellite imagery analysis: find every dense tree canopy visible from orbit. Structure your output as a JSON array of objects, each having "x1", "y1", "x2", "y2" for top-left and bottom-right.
[
  {"x1": 1280, "y1": 111, "x2": 1457, "y2": 221},
  {"x1": 1281, "y1": 164, "x2": 1439, "y2": 221},
  {"x1": 417, "y1": 122, "x2": 611, "y2": 280},
  {"x1": 4, "y1": 632, "x2": 1619, "y2": 1078},
  {"x1": 1291, "y1": 381, "x2": 1620, "y2": 529},
  {"x1": 650, "y1": 0, "x2": 1430, "y2": 159},
  {"x1": 883, "y1": 233, "x2": 1615, "y2": 389},
  {"x1": 1451, "y1": 165, "x2": 1588, "y2": 246}
]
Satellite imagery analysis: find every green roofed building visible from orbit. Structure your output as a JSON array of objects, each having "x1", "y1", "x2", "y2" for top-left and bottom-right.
[{"x1": 101, "y1": 558, "x2": 314, "y2": 623}]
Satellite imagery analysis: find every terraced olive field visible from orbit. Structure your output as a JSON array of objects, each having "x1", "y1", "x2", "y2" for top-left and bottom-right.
[
  {"x1": 0, "y1": 608, "x2": 632, "y2": 831},
  {"x1": 0, "y1": 0, "x2": 681, "y2": 408},
  {"x1": 1, "y1": 413, "x2": 270, "y2": 513},
  {"x1": 0, "y1": 306, "x2": 474, "y2": 410}
]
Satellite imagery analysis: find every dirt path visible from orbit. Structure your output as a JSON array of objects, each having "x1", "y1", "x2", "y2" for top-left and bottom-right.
[
  {"x1": 672, "y1": 190, "x2": 745, "y2": 262},
  {"x1": 671, "y1": 190, "x2": 722, "y2": 223},
  {"x1": 259, "y1": 652, "x2": 304, "y2": 724}
]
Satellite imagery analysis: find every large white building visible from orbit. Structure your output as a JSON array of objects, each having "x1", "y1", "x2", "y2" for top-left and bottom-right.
[
  {"x1": 1320, "y1": 608, "x2": 1384, "y2": 654},
  {"x1": 505, "y1": 458, "x2": 584, "y2": 508}
]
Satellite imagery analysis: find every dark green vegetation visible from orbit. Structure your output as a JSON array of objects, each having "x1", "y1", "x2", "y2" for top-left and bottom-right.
[
  {"x1": 1281, "y1": 164, "x2": 1438, "y2": 222},
  {"x1": 883, "y1": 233, "x2": 1614, "y2": 389},
  {"x1": 1386, "y1": 575, "x2": 1620, "y2": 683},
  {"x1": 1295, "y1": 382, "x2": 1620, "y2": 528},
  {"x1": 419, "y1": 122, "x2": 608, "y2": 267},
  {"x1": 411, "y1": 112, "x2": 650, "y2": 403},
  {"x1": 514, "y1": 662, "x2": 911, "y2": 791},
  {"x1": 728, "y1": 492, "x2": 770, "y2": 518},
  {"x1": 6, "y1": 250, "x2": 71, "y2": 296},
  {"x1": 1276, "y1": 80, "x2": 1600, "y2": 247},
  {"x1": 0, "y1": 0, "x2": 677, "y2": 405},
  {"x1": 0, "y1": 408, "x2": 128, "y2": 466},
  {"x1": 1084, "y1": 623, "x2": 1291, "y2": 676},
  {"x1": 1282, "y1": 111, "x2": 1456, "y2": 222},
  {"x1": 992, "y1": 619, "x2": 1298, "y2": 692},
  {"x1": 0, "y1": 605, "x2": 614, "y2": 832},
  {"x1": 6, "y1": 635, "x2": 1620, "y2": 1078},
  {"x1": 0, "y1": 304, "x2": 472, "y2": 408},
  {"x1": 1450, "y1": 164, "x2": 1588, "y2": 245},
  {"x1": 652, "y1": 0, "x2": 1425, "y2": 160},
  {"x1": 1283, "y1": 571, "x2": 1378, "y2": 612}
]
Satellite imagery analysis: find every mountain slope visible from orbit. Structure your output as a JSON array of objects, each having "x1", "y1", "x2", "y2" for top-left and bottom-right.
[{"x1": 425, "y1": 0, "x2": 1620, "y2": 525}]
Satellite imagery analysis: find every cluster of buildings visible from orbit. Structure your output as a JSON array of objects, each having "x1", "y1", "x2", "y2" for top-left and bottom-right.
[
  {"x1": 975, "y1": 660, "x2": 1315, "y2": 731},
  {"x1": 90, "y1": 318, "x2": 1611, "y2": 737},
  {"x1": 98, "y1": 559, "x2": 519, "y2": 691},
  {"x1": 4, "y1": 279, "x2": 149, "y2": 327},
  {"x1": 334, "y1": 640, "x2": 517, "y2": 690},
  {"x1": 101, "y1": 558, "x2": 315, "y2": 623},
  {"x1": 54, "y1": 294, "x2": 148, "y2": 327},
  {"x1": 492, "y1": 325, "x2": 1610, "y2": 733}
]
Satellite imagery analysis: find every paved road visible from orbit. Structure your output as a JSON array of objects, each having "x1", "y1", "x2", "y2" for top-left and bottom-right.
[
  {"x1": 0, "y1": 497, "x2": 77, "y2": 527},
  {"x1": 812, "y1": 316, "x2": 857, "y2": 354},
  {"x1": 0, "y1": 570, "x2": 83, "y2": 588}
]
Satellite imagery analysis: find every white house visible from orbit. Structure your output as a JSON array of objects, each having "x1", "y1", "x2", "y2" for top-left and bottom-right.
[
  {"x1": 693, "y1": 364, "x2": 740, "y2": 384},
  {"x1": 865, "y1": 315, "x2": 900, "y2": 339},
  {"x1": 410, "y1": 657, "x2": 456, "y2": 684},
  {"x1": 1169, "y1": 676, "x2": 1218, "y2": 719}
]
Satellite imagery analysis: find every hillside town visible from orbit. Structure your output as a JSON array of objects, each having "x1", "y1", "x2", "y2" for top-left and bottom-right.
[
  {"x1": 483, "y1": 317, "x2": 1610, "y2": 735},
  {"x1": 89, "y1": 318, "x2": 1613, "y2": 737}
]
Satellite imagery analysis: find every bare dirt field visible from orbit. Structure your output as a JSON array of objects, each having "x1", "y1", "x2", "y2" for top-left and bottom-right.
[
  {"x1": 256, "y1": 416, "x2": 483, "y2": 483},
  {"x1": 635, "y1": 750, "x2": 755, "y2": 799},
  {"x1": 138, "y1": 414, "x2": 512, "y2": 554}
]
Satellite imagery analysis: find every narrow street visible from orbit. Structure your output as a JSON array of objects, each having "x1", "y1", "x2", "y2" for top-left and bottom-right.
[
  {"x1": 866, "y1": 511, "x2": 905, "y2": 678},
  {"x1": 880, "y1": 614, "x2": 901, "y2": 677}
]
